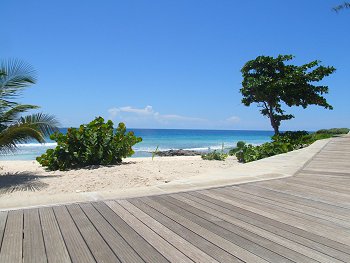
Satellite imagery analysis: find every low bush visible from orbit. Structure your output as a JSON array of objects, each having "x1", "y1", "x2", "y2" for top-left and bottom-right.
[
  {"x1": 272, "y1": 131, "x2": 309, "y2": 148},
  {"x1": 235, "y1": 130, "x2": 334, "y2": 163},
  {"x1": 229, "y1": 141, "x2": 246, "y2": 155},
  {"x1": 235, "y1": 141, "x2": 291, "y2": 163},
  {"x1": 315, "y1": 128, "x2": 349, "y2": 135},
  {"x1": 201, "y1": 150, "x2": 228, "y2": 161},
  {"x1": 36, "y1": 117, "x2": 142, "y2": 171}
]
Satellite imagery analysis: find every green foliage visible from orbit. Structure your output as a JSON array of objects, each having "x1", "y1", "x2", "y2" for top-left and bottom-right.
[
  {"x1": 235, "y1": 130, "x2": 333, "y2": 163},
  {"x1": 201, "y1": 150, "x2": 228, "y2": 161},
  {"x1": 152, "y1": 145, "x2": 159, "y2": 161},
  {"x1": 235, "y1": 141, "x2": 291, "y2": 163},
  {"x1": 240, "y1": 55, "x2": 335, "y2": 135},
  {"x1": 333, "y1": 2, "x2": 350, "y2": 12},
  {"x1": 229, "y1": 141, "x2": 246, "y2": 155},
  {"x1": 272, "y1": 131, "x2": 309, "y2": 149},
  {"x1": 0, "y1": 59, "x2": 59, "y2": 153},
  {"x1": 36, "y1": 117, "x2": 142, "y2": 171},
  {"x1": 202, "y1": 143, "x2": 228, "y2": 161},
  {"x1": 315, "y1": 128, "x2": 349, "y2": 135}
]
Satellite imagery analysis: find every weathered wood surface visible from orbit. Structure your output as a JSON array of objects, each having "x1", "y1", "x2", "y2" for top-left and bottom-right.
[{"x1": 0, "y1": 136, "x2": 349, "y2": 262}]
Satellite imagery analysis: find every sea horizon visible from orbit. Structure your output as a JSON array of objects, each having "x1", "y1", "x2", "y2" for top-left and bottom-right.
[{"x1": 0, "y1": 128, "x2": 280, "y2": 161}]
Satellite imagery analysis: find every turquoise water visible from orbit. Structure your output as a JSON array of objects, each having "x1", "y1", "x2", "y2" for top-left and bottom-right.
[{"x1": 0, "y1": 128, "x2": 273, "y2": 160}]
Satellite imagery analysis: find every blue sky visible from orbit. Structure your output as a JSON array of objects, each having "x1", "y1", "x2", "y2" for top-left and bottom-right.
[{"x1": 1, "y1": 0, "x2": 349, "y2": 130}]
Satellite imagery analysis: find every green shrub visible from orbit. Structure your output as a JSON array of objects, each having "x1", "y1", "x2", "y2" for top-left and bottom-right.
[
  {"x1": 201, "y1": 150, "x2": 228, "y2": 161},
  {"x1": 235, "y1": 130, "x2": 333, "y2": 163},
  {"x1": 302, "y1": 133, "x2": 332, "y2": 144},
  {"x1": 229, "y1": 141, "x2": 246, "y2": 155},
  {"x1": 315, "y1": 128, "x2": 349, "y2": 135},
  {"x1": 235, "y1": 141, "x2": 291, "y2": 163},
  {"x1": 36, "y1": 117, "x2": 142, "y2": 170}
]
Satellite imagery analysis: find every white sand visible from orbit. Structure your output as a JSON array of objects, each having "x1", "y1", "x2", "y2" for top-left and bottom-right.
[{"x1": 0, "y1": 156, "x2": 239, "y2": 196}]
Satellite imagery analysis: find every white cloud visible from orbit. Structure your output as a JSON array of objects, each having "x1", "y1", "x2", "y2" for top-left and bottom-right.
[
  {"x1": 226, "y1": 116, "x2": 240, "y2": 124},
  {"x1": 119, "y1": 105, "x2": 154, "y2": 115},
  {"x1": 108, "y1": 105, "x2": 154, "y2": 117},
  {"x1": 108, "y1": 105, "x2": 241, "y2": 128},
  {"x1": 108, "y1": 105, "x2": 206, "y2": 125}
]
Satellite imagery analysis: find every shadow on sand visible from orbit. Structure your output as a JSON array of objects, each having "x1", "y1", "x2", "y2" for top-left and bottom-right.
[{"x1": 0, "y1": 172, "x2": 55, "y2": 194}]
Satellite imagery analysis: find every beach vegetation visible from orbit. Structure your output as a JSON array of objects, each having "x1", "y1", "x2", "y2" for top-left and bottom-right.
[
  {"x1": 233, "y1": 130, "x2": 334, "y2": 163},
  {"x1": 36, "y1": 117, "x2": 142, "y2": 170},
  {"x1": 202, "y1": 143, "x2": 228, "y2": 161},
  {"x1": 201, "y1": 150, "x2": 228, "y2": 161},
  {"x1": 152, "y1": 145, "x2": 159, "y2": 161},
  {"x1": 0, "y1": 59, "x2": 59, "y2": 153},
  {"x1": 228, "y1": 141, "x2": 246, "y2": 155},
  {"x1": 240, "y1": 55, "x2": 335, "y2": 135},
  {"x1": 315, "y1": 128, "x2": 349, "y2": 135}
]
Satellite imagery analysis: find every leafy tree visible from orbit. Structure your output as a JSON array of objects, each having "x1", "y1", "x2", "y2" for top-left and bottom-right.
[
  {"x1": 0, "y1": 59, "x2": 59, "y2": 152},
  {"x1": 240, "y1": 55, "x2": 335, "y2": 135}
]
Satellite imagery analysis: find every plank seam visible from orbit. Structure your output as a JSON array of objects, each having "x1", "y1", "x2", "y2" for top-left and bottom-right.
[
  {"x1": 165, "y1": 195, "x2": 294, "y2": 263},
  {"x1": 188, "y1": 191, "x2": 350, "y2": 256},
  {"x1": 78, "y1": 203, "x2": 123, "y2": 263},
  {"x1": 93, "y1": 202, "x2": 159, "y2": 263},
  {"x1": 0, "y1": 213, "x2": 8, "y2": 252},
  {"x1": 108, "y1": 200, "x2": 191, "y2": 263}
]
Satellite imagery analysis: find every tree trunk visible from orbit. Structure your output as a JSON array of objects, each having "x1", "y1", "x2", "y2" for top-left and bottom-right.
[
  {"x1": 263, "y1": 102, "x2": 280, "y2": 135},
  {"x1": 268, "y1": 113, "x2": 279, "y2": 135}
]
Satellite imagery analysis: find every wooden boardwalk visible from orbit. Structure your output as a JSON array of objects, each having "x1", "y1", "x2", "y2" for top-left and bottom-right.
[{"x1": 0, "y1": 136, "x2": 349, "y2": 262}]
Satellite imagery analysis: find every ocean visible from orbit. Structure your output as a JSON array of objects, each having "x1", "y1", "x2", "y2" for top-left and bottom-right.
[{"x1": 0, "y1": 128, "x2": 273, "y2": 160}]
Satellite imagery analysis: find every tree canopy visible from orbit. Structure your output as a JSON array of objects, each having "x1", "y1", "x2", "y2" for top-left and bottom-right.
[
  {"x1": 333, "y1": 2, "x2": 350, "y2": 12},
  {"x1": 240, "y1": 55, "x2": 335, "y2": 134}
]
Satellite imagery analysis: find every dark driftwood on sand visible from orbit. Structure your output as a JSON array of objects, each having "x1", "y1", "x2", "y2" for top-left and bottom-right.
[{"x1": 155, "y1": 149, "x2": 202, "y2": 157}]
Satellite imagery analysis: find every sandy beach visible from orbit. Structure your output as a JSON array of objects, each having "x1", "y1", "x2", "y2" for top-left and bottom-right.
[
  {"x1": 0, "y1": 138, "x2": 331, "y2": 210},
  {"x1": 0, "y1": 156, "x2": 239, "y2": 196}
]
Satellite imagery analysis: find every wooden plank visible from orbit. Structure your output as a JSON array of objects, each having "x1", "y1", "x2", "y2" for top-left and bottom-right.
[
  {"x1": 23, "y1": 208, "x2": 47, "y2": 263},
  {"x1": 295, "y1": 174, "x2": 350, "y2": 185},
  {"x1": 254, "y1": 180, "x2": 350, "y2": 209},
  {"x1": 266, "y1": 180, "x2": 350, "y2": 202},
  {"x1": 176, "y1": 193, "x2": 343, "y2": 263},
  {"x1": 93, "y1": 201, "x2": 168, "y2": 263},
  {"x1": 143, "y1": 196, "x2": 268, "y2": 263},
  {"x1": 233, "y1": 185, "x2": 350, "y2": 225},
  {"x1": 286, "y1": 177, "x2": 350, "y2": 195},
  {"x1": 214, "y1": 186, "x2": 350, "y2": 229},
  {"x1": 161, "y1": 195, "x2": 295, "y2": 263},
  {"x1": 0, "y1": 210, "x2": 23, "y2": 263},
  {"x1": 204, "y1": 188, "x2": 350, "y2": 245},
  {"x1": 300, "y1": 170, "x2": 350, "y2": 176},
  {"x1": 66, "y1": 204, "x2": 120, "y2": 263},
  {"x1": 79, "y1": 203, "x2": 144, "y2": 263},
  {"x1": 129, "y1": 198, "x2": 240, "y2": 263},
  {"x1": 53, "y1": 205, "x2": 95, "y2": 263},
  {"x1": 188, "y1": 191, "x2": 350, "y2": 262},
  {"x1": 189, "y1": 191, "x2": 350, "y2": 260},
  {"x1": 238, "y1": 184, "x2": 350, "y2": 219},
  {"x1": 105, "y1": 200, "x2": 192, "y2": 263},
  {"x1": 39, "y1": 207, "x2": 71, "y2": 263},
  {"x1": 118, "y1": 199, "x2": 218, "y2": 263},
  {"x1": 0, "y1": 212, "x2": 8, "y2": 248}
]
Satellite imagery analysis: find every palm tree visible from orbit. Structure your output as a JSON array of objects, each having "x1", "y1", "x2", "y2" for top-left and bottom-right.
[{"x1": 0, "y1": 59, "x2": 59, "y2": 153}]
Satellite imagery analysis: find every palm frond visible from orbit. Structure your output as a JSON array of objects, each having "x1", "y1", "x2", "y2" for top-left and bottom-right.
[
  {"x1": 0, "y1": 104, "x2": 39, "y2": 124},
  {"x1": 19, "y1": 113, "x2": 60, "y2": 137},
  {"x1": 0, "y1": 59, "x2": 37, "y2": 100},
  {"x1": 0, "y1": 125, "x2": 45, "y2": 153}
]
